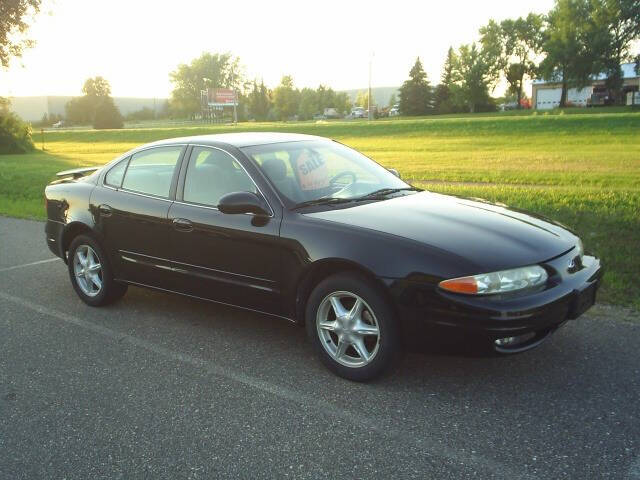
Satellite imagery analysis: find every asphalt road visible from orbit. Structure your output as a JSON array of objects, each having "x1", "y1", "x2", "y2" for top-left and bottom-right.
[{"x1": 1, "y1": 216, "x2": 639, "y2": 479}]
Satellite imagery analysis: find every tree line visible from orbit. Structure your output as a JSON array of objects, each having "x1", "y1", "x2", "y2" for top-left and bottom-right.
[
  {"x1": 168, "y1": 52, "x2": 354, "y2": 121},
  {"x1": 400, "y1": 0, "x2": 640, "y2": 115},
  {"x1": 2, "y1": 0, "x2": 639, "y2": 147}
]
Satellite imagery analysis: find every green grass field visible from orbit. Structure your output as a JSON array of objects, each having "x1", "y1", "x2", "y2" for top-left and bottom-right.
[{"x1": 1, "y1": 111, "x2": 638, "y2": 308}]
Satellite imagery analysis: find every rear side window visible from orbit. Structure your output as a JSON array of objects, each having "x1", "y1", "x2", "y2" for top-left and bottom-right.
[
  {"x1": 104, "y1": 158, "x2": 128, "y2": 188},
  {"x1": 121, "y1": 146, "x2": 182, "y2": 198}
]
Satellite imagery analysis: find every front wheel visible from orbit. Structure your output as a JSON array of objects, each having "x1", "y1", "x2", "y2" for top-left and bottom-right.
[
  {"x1": 67, "y1": 234, "x2": 127, "y2": 306},
  {"x1": 305, "y1": 272, "x2": 400, "y2": 381}
]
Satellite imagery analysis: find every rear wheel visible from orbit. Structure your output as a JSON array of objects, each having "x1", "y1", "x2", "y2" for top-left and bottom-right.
[
  {"x1": 305, "y1": 272, "x2": 400, "y2": 381},
  {"x1": 67, "y1": 234, "x2": 127, "y2": 306}
]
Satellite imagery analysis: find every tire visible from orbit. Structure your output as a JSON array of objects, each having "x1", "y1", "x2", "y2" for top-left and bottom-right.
[
  {"x1": 67, "y1": 234, "x2": 127, "y2": 306},
  {"x1": 305, "y1": 272, "x2": 401, "y2": 381}
]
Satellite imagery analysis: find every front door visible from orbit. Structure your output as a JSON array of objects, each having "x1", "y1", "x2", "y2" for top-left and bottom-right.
[{"x1": 166, "y1": 146, "x2": 284, "y2": 316}]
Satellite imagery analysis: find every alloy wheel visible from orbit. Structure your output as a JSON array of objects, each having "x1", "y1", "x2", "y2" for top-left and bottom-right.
[
  {"x1": 73, "y1": 244, "x2": 103, "y2": 297},
  {"x1": 316, "y1": 291, "x2": 381, "y2": 368}
]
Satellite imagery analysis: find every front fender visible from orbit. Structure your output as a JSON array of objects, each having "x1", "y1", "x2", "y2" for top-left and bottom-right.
[{"x1": 280, "y1": 212, "x2": 479, "y2": 321}]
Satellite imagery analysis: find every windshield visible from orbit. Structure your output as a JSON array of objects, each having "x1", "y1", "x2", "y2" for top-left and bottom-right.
[{"x1": 242, "y1": 140, "x2": 410, "y2": 206}]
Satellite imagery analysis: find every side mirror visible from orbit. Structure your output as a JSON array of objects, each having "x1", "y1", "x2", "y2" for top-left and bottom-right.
[
  {"x1": 218, "y1": 191, "x2": 269, "y2": 216},
  {"x1": 388, "y1": 168, "x2": 401, "y2": 178}
]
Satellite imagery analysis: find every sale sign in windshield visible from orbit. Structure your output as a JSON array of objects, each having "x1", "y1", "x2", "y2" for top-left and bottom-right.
[{"x1": 295, "y1": 149, "x2": 329, "y2": 191}]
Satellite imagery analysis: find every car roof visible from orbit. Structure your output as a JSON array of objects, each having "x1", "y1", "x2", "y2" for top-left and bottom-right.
[{"x1": 147, "y1": 132, "x2": 328, "y2": 149}]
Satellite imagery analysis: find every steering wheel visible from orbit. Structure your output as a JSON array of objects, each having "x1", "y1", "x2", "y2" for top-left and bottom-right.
[{"x1": 329, "y1": 171, "x2": 357, "y2": 188}]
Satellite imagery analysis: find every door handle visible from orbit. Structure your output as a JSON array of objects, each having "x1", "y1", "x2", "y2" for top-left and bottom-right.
[
  {"x1": 99, "y1": 204, "x2": 113, "y2": 217},
  {"x1": 172, "y1": 218, "x2": 193, "y2": 232}
]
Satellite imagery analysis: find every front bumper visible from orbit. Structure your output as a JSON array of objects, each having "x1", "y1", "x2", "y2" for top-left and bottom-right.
[{"x1": 384, "y1": 249, "x2": 603, "y2": 352}]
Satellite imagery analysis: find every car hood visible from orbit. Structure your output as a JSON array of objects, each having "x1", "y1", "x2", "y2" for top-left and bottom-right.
[{"x1": 304, "y1": 191, "x2": 577, "y2": 272}]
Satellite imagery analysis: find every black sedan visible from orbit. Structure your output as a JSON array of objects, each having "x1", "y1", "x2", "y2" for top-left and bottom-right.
[{"x1": 44, "y1": 133, "x2": 602, "y2": 381}]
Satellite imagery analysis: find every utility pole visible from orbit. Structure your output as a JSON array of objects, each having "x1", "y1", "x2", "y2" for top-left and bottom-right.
[
  {"x1": 232, "y1": 70, "x2": 238, "y2": 126},
  {"x1": 368, "y1": 54, "x2": 372, "y2": 121},
  {"x1": 202, "y1": 77, "x2": 211, "y2": 123},
  {"x1": 368, "y1": 51, "x2": 375, "y2": 121},
  {"x1": 233, "y1": 89, "x2": 238, "y2": 126}
]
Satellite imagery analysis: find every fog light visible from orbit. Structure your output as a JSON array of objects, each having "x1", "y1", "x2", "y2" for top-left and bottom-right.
[{"x1": 494, "y1": 332, "x2": 536, "y2": 348}]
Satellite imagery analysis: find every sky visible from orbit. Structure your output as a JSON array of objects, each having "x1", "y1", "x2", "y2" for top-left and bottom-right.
[{"x1": 2, "y1": 0, "x2": 570, "y2": 98}]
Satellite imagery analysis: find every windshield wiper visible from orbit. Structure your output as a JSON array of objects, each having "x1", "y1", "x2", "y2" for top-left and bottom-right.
[
  {"x1": 292, "y1": 187, "x2": 422, "y2": 210},
  {"x1": 292, "y1": 197, "x2": 354, "y2": 210},
  {"x1": 354, "y1": 187, "x2": 422, "y2": 201}
]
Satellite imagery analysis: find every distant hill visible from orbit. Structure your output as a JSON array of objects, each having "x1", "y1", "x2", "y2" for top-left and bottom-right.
[
  {"x1": 340, "y1": 86, "x2": 400, "y2": 108},
  {"x1": 8, "y1": 96, "x2": 169, "y2": 121}
]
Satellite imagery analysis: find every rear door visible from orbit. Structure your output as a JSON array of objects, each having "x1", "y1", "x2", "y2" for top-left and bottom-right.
[
  {"x1": 165, "y1": 145, "x2": 284, "y2": 315},
  {"x1": 91, "y1": 145, "x2": 185, "y2": 286}
]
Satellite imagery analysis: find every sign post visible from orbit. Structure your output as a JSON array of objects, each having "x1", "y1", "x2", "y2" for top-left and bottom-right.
[{"x1": 233, "y1": 89, "x2": 238, "y2": 126}]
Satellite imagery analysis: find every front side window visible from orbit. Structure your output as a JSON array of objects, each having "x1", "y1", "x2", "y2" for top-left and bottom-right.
[
  {"x1": 242, "y1": 140, "x2": 408, "y2": 205},
  {"x1": 121, "y1": 146, "x2": 182, "y2": 198},
  {"x1": 183, "y1": 147, "x2": 258, "y2": 207}
]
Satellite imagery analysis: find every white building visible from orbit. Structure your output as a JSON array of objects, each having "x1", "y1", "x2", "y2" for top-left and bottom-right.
[{"x1": 532, "y1": 62, "x2": 639, "y2": 110}]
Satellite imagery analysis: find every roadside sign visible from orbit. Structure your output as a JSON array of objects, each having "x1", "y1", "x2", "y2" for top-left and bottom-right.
[{"x1": 207, "y1": 88, "x2": 237, "y2": 106}]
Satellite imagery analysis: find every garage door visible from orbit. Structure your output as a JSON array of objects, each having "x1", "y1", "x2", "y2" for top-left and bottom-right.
[
  {"x1": 536, "y1": 88, "x2": 561, "y2": 110},
  {"x1": 567, "y1": 87, "x2": 592, "y2": 107}
]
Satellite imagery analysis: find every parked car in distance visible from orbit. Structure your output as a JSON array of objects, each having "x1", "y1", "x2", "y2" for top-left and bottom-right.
[
  {"x1": 500, "y1": 102, "x2": 519, "y2": 111},
  {"x1": 323, "y1": 108, "x2": 341, "y2": 119},
  {"x1": 52, "y1": 120, "x2": 65, "y2": 128},
  {"x1": 44, "y1": 132, "x2": 602, "y2": 381},
  {"x1": 349, "y1": 107, "x2": 366, "y2": 119},
  {"x1": 389, "y1": 104, "x2": 400, "y2": 116}
]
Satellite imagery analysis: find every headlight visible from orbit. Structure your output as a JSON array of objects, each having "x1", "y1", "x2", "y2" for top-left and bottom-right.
[{"x1": 439, "y1": 265, "x2": 548, "y2": 295}]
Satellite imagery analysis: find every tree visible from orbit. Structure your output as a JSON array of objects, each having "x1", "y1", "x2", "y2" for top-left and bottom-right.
[
  {"x1": 355, "y1": 90, "x2": 374, "y2": 109},
  {"x1": 169, "y1": 52, "x2": 242, "y2": 118},
  {"x1": 434, "y1": 47, "x2": 458, "y2": 113},
  {"x1": 452, "y1": 44, "x2": 497, "y2": 112},
  {"x1": 591, "y1": 0, "x2": 640, "y2": 103},
  {"x1": 398, "y1": 57, "x2": 433, "y2": 115},
  {"x1": 125, "y1": 107, "x2": 156, "y2": 122},
  {"x1": 272, "y1": 75, "x2": 299, "y2": 120},
  {"x1": 388, "y1": 93, "x2": 397, "y2": 107},
  {"x1": 298, "y1": 87, "x2": 319, "y2": 120},
  {"x1": 82, "y1": 76, "x2": 111, "y2": 97},
  {"x1": 0, "y1": 0, "x2": 42, "y2": 69},
  {"x1": 36, "y1": 111, "x2": 63, "y2": 127},
  {"x1": 315, "y1": 85, "x2": 334, "y2": 110},
  {"x1": 248, "y1": 80, "x2": 272, "y2": 121},
  {"x1": 1, "y1": 0, "x2": 41, "y2": 152},
  {"x1": 480, "y1": 14, "x2": 544, "y2": 107},
  {"x1": 65, "y1": 96, "x2": 93, "y2": 125},
  {"x1": 0, "y1": 109, "x2": 34, "y2": 153},
  {"x1": 65, "y1": 77, "x2": 123, "y2": 128},
  {"x1": 442, "y1": 47, "x2": 457, "y2": 87},
  {"x1": 332, "y1": 92, "x2": 352, "y2": 115},
  {"x1": 93, "y1": 97, "x2": 123, "y2": 129},
  {"x1": 539, "y1": 0, "x2": 597, "y2": 107}
]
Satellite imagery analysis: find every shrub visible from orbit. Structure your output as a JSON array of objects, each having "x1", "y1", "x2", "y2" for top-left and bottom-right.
[
  {"x1": 93, "y1": 98, "x2": 123, "y2": 129},
  {"x1": 125, "y1": 107, "x2": 155, "y2": 122},
  {"x1": 0, "y1": 111, "x2": 34, "y2": 154}
]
